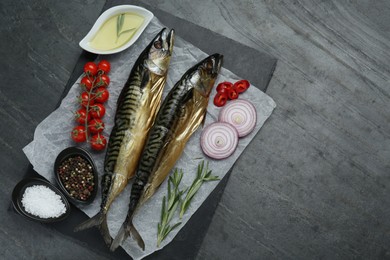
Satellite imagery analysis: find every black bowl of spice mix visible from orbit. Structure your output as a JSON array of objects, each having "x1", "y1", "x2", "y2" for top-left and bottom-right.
[
  {"x1": 12, "y1": 177, "x2": 71, "y2": 223},
  {"x1": 54, "y1": 147, "x2": 98, "y2": 205}
]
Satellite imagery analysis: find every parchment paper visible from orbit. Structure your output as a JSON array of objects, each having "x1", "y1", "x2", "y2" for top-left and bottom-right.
[{"x1": 23, "y1": 18, "x2": 276, "y2": 260}]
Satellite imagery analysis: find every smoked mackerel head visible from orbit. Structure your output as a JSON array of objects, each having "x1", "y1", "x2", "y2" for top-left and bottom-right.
[{"x1": 185, "y1": 53, "x2": 223, "y2": 97}]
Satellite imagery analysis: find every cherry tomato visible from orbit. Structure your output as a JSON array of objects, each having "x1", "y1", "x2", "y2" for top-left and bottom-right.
[
  {"x1": 88, "y1": 118, "x2": 105, "y2": 133},
  {"x1": 80, "y1": 92, "x2": 95, "y2": 107},
  {"x1": 97, "y1": 74, "x2": 110, "y2": 88},
  {"x1": 93, "y1": 87, "x2": 109, "y2": 103},
  {"x1": 90, "y1": 103, "x2": 106, "y2": 119},
  {"x1": 71, "y1": 125, "x2": 87, "y2": 143},
  {"x1": 84, "y1": 62, "x2": 98, "y2": 76},
  {"x1": 227, "y1": 88, "x2": 239, "y2": 100},
  {"x1": 233, "y1": 80, "x2": 250, "y2": 94},
  {"x1": 216, "y1": 82, "x2": 233, "y2": 93},
  {"x1": 90, "y1": 133, "x2": 107, "y2": 151},
  {"x1": 214, "y1": 92, "x2": 228, "y2": 107},
  {"x1": 98, "y1": 60, "x2": 111, "y2": 74},
  {"x1": 80, "y1": 76, "x2": 94, "y2": 91},
  {"x1": 75, "y1": 108, "x2": 91, "y2": 124}
]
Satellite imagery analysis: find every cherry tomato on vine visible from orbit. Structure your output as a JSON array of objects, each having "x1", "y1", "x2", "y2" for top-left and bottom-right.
[
  {"x1": 216, "y1": 82, "x2": 233, "y2": 93},
  {"x1": 214, "y1": 92, "x2": 228, "y2": 107},
  {"x1": 90, "y1": 133, "x2": 107, "y2": 151},
  {"x1": 80, "y1": 76, "x2": 94, "y2": 91},
  {"x1": 94, "y1": 87, "x2": 109, "y2": 103},
  {"x1": 71, "y1": 125, "x2": 87, "y2": 143},
  {"x1": 75, "y1": 108, "x2": 91, "y2": 124},
  {"x1": 84, "y1": 62, "x2": 98, "y2": 76},
  {"x1": 90, "y1": 103, "x2": 106, "y2": 119},
  {"x1": 233, "y1": 80, "x2": 250, "y2": 94},
  {"x1": 98, "y1": 60, "x2": 111, "y2": 74},
  {"x1": 227, "y1": 88, "x2": 239, "y2": 100},
  {"x1": 80, "y1": 92, "x2": 95, "y2": 107},
  {"x1": 88, "y1": 118, "x2": 105, "y2": 134},
  {"x1": 97, "y1": 74, "x2": 110, "y2": 88}
]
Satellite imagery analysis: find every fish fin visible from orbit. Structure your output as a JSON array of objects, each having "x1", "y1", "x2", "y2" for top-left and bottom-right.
[
  {"x1": 140, "y1": 68, "x2": 150, "y2": 88},
  {"x1": 182, "y1": 87, "x2": 194, "y2": 103},
  {"x1": 74, "y1": 211, "x2": 112, "y2": 247},
  {"x1": 201, "y1": 110, "x2": 207, "y2": 127},
  {"x1": 110, "y1": 219, "x2": 145, "y2": 251}
]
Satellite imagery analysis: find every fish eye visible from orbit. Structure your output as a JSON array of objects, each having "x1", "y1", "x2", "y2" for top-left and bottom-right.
[
  {"x1": 205, "y1": 60, "x2": 213, "y2": 70},
  {"x1": 154, "y1": 40, "x2": 162, "y2": 49}
]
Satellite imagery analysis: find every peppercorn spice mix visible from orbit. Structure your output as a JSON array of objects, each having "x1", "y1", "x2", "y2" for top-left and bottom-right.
[{"x1": 57, "y1": 156, "x2": 95, "y2": 201}]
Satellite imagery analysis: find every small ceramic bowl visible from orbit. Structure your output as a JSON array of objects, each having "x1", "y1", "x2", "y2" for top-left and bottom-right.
[
  {"x1": 54, "y1": 147, "x2": 98, "y2": 205},
  {"x1": 79, "y1": 5, "x2": 154, "y2": 55},
  {"x1": 11, "y1": 178, "x2": 71, "y2": 223}
]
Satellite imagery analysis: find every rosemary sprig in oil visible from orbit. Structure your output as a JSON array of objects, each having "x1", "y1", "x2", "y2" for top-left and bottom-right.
[{"x1": 116, "y1": 13, "x2": 136, "y2": 43}]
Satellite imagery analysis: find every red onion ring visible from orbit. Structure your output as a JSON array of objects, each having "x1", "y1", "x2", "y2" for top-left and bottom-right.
[
  {"x1": 201, "y1": 122, "x2": 239, "y2": 159},
  {"x1": 218, "y1": 99, "x2": 257, "y2": 137}
]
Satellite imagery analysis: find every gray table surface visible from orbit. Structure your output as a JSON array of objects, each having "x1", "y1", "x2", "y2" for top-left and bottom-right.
[{"x1": 2, "y1": 0, "x2": 390, "y2": 259}]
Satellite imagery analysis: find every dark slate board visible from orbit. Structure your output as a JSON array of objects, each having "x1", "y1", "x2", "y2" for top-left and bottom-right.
[{"x1": 21, "y1": 2, "x2": 277, "y2": 259}]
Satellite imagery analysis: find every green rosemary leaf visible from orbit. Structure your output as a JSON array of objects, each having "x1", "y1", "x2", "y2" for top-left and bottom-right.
[
  {"x1": 115, "y1": 14, "x2": 124, "y2": 44},
  {"x1": 167, "y1": 178, "x2": 171, "y2": 203},
  {"x1": 160, "y1": 196, "x2": 166, "y2": 224},
  {"x1": 119, "y1": 14, "x2": 125, "y2": 32},
  {"x1": 203, "y1": 176, "x2": 220, "y2": 181},
  {"x1": 116, "y1": 14, "x2": 122, "y2": 37},
  {"x1": 167, "y1": 196, "x2": 181, "y2": 221},
  {"x1": 168, "y1": 222, "x2": 182, "y2": 233},
  {"x1": 197, "y1": 161, "x2": 203, "y2": 179}
]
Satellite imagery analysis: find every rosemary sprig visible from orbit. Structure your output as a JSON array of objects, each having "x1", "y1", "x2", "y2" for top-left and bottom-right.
[
  {"x1": 157, "y1": 169, "x2": 186, "y2": 247},
  {"x1": 116, "y1": 13, "x2": 136, "y2": 43},
  {"x1": 116, "y1": 14, "x2": 125, "y2": 38},
  {"x1": 157, "y1": 161, "x2": 220, "y2": 246},
  {"x1": 179, "y1": 161, "x2": 219, "y2": 218}
]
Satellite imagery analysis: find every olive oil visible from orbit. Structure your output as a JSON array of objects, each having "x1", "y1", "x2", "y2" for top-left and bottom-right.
[{"x1": 89, "y1": 12, "x2": 144, "y2": 51}]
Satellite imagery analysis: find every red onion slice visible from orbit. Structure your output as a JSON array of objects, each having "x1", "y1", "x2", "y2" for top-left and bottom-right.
[
  {"x1": 201, "y1": 122, "x2": 239, "y2": 160},
  {"x1": 219, "y1": 99, "x2": 257, "y2": 137}
]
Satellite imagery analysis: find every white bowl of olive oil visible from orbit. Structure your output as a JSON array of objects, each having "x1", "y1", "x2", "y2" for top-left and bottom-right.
[{"x1": 79, "y1": 5, "x2": 154, "y2": 55}]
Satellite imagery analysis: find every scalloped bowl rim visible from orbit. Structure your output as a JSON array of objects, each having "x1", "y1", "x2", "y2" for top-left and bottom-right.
[{"x1": 79, "y1": 5, "x2": 154, "y2": 55}]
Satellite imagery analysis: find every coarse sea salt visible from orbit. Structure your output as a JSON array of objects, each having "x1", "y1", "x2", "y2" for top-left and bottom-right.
[{"x1": 21, "y1": 185, "x2": 66, "y2": 218}]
